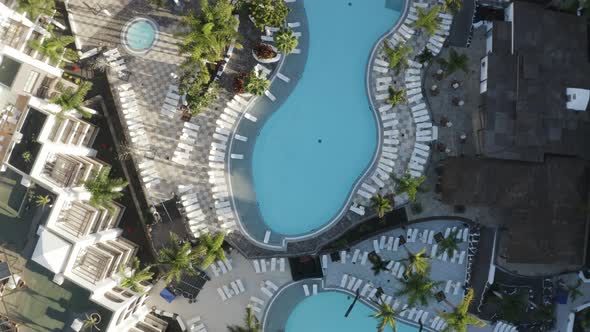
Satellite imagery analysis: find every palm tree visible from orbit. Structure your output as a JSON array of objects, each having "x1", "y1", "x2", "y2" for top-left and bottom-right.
[
  {"x1": 372, "y1": 302, "x2": 399, "y2": 332},
  {"x1": 119, "y1": 257, "x2": 154, "y2": 293},
  {"x1": 395, "y1": 173, "x2": 425, "y2": 203},
  {"x1": 567, "y1": 280, "x2": 583, "y2": 301},
  {"x1": 438, "y1": 49, "x2": 469, "y2": 76},
  {"x1": 403, "y1": 248, "x2": 430, "y2": 276},
  {"x1": 29, "y1": 33, "x2": 78, "y2": 66},
  {"x1": 443, "y1": 0, "x2": 462, "y2": 14},
  {"x1": 396, "y1": 273, "x2": 440, "y2": 307},
  {"x1": 82, "y1": 313, "x2": 101, "y2": 331},
  {"x1": 369, "y1": 253, "x2": 391, "y2": 276},
  {"x1": 387, "y1": 87, "x2": 407, "y2": 107},
  {"x1": 177, "y1": 0, "x2": 241, "y2": 64},
  {"x1": 227, "y1": 307, "x2": 262, "y2": 332},
  {"x1": 158, "y1": 232, "x2": 201, "y2": 283},
  {"x1": 84, "y1": 167, "x2": 127, "y2": 210},
  {"x1": 249, "y1": 0, "x2": 290, "y2": 31},
  {"x1": 91, "y1": 56, "x2": 110, "y2": 73},
  {"x1": 50, "y1": 81, "x2": 93, "y2": 118},
  {"x1": 16, "y1": 0, "x2": 55, "y2": 20},
  {"x1": 413, "y1": 5, "x2": 441, "y2": 36},
  {"x1": 275, "y1": 28, "x2": 298, "y2": 54},
  {"x1": 439, "y1": 288, "x2": 486, "y2": 332},
  {"x1": 437, "y1": 230, "x2": 460, "y2": 257},
  {"x1": 35, "y1": 194, "x2": 51, "y2": 208},
  {"x1": 194, "y1": 232, "x2": 226, "y2": 269},
  {"x1": 371, "y1": 194, "x2": 393, "y2": 218},
  {"x1": 245, "y1": 71, "x2": 270, "y2": 96},
  {"x1": 383, "y1": 41, "x2": 412, "y2": 71}
]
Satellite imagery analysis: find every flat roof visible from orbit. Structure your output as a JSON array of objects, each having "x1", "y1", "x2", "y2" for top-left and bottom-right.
[
  {"x1": 480, "y1": 3, "x2": 590, "y2": 162},
  {"x1": 441, "y1": 156, "x2": 589, "y2": 265}
]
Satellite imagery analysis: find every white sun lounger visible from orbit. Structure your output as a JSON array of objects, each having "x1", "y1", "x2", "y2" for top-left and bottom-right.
[
  {"x1": 352, "y1": 279, "x2": 362, "y2": 292},
  {"x1": 312, "y1": 284, "x2": 318, "y2": 295},
  {"x1": 261, "y1": 287, "x2": 273, "y2": 298},
  {"x1": 303, "y1": 284, "x2": 310, "y2": 296},
  {"x1": 351, "y1": 249, "x2": 360, "y2": 263},
  {"x1": 357, "y1": 251, "x2": 366, "y2": 265},
  {"x1": 340, "y1": 250, "x2": 347, "y2": 264},
  {"x1": 373, "y1": 239, "x2": 380, "y2": 253},
  {"x1": 347, "y1": 276, "x2": 356, "y2": 290},
  {"x1": 340, "y1": 274, "x2": 349, "y2": 288},
  {"x1": 217, "y1": 288, "x2": 227, "y2": 301}
]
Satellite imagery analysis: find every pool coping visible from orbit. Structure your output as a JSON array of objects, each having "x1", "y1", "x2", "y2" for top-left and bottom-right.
[
  {"x1": 261, "y1": 278, "x2": 436, "y2": 332},
  {"x1": 120, "y1": 16, "x2": 159, "y2": 56},
  {"x1": 226, "y1": 0, "x2": 412, "y2": 251}
]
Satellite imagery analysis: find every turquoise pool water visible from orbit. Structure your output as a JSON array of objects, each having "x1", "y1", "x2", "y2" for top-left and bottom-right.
[
  {"x1": 285, "y1": 291, "x2": 418, "y2": 332},
  {"x1": 125, "y1": 19, "x2": 157, "y2": 52},
  {"x1": 252, "y1": 0, "x2": 402, "y2": 235}
]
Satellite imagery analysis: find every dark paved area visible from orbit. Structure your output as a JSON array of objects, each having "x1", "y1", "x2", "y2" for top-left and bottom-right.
[{"x1": 440, "y1": 156, "x2": 590, "y2": 266}]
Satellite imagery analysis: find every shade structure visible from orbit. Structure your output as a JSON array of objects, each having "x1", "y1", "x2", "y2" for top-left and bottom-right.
[
  {"x1": 32, "y1": 228, "x2": 72, "y2": 274},
  {"x1": 160, "y1": 288, "x2": 176, "y2": 303}
]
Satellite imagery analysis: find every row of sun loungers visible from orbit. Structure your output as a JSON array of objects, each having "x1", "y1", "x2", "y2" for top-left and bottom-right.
[
  {"x1": 137, "y1": 159, "x2": 163, "y2": 196},
  {"x1": 260, "y1": 280, "x2": 279, "y2": 298},
  {"x1": 302, "y1": 283, "x2": 319, "y2": 296},
  {"x1": 248, "y1": 296, "x2": 265, "y2": 313},
  {"x1": 160, "y1": 85, "x2": 180, "y2": 118},
  {"x1": 209, "y1": 259, "x2": 233, "y2": 277},
  {"x1": 339, "y1": 274, "x2": 364, "y2": 292},
  {"x1": 113, "y1": 80, "x2": 161, "y2": 192},
  {"x1": 252, "y1": 257, "x2": 286, "y2": 273},
  {"x1": 217, "y1": 278, "x2": 246, "y2": 301},
  {"x1": 103, "y1": 48, "x2": 127, "y2": 78},
  {"x1": 209, "y1": 94, "x2": 256, "y2": 232},
  {"x1": 172, "y1": 121, "x2": 199, "y2": 165},
  {"x1": 178, "y1": 186, "x2": 209, "y2": 237},
  {"x1": 443, "y1": 279, "x2": 463, "y2": 295},
  {"x1": 185, "y1": 316, "x2": 207, "y2": 332},
  {"x1": 493, "y1": 321, "x2": 518, "y2": 332}
]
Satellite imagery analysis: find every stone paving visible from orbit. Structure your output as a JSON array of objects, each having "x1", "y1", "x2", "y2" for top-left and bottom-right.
[
  {"x1": 67, "y1": 0, "x2": 251, "y2": 235},
  {"x1": 359, "y1": 0, "x2": 454, "y2": 211},
  {"x1": 423, "y1": 26, "x2": 485, "y2": 161}
]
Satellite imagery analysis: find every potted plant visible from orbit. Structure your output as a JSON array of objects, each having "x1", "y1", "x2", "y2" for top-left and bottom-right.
[
  {"x1": 83, "y1": 313, "x2": 101, "y2": 331},
  {"x1": 252, "y1": 43, "x2": 281, "y2": 63}
]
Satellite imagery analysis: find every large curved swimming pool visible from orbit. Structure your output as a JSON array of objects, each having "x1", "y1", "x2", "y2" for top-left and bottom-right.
[
  {"x1": 251, "y1": 0, "x2": 402, "y2": 236},
  {"x1": 285, "y1": 291, "x2": 418, "y2": 332}
]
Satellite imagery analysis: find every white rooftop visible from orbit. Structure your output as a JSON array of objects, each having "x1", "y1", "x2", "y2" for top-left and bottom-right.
[{"x1": 32, "y1": 226, "x2": 72, "y2": 274}]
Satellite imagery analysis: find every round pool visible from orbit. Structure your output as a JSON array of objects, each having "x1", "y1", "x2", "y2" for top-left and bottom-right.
[
  {"x1": 250, "y1": 0, "x2": 402, "y2": 236},
  {"x1": 284, "y1": 291, "x2": 418, "y2": 332},
  {"x1": 122, "y1": 18, "x2": 158, "y2": 54}
]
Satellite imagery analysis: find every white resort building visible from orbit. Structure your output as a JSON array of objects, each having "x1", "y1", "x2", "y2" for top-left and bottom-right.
[{"x1": 0, "y1": 3, "x2": 166, "y2": 331}]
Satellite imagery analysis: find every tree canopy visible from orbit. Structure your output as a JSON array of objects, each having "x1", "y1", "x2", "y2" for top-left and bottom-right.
[{"x1": 249, "y1": 0, "x2": 290, "y2": 31}]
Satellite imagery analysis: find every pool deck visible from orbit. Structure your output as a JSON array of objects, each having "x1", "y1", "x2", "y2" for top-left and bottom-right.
[
  {"x1": 146, "y1": 251, "x2": 293, "y2": 331},
  {"x1": 259, "y1": 219, "x2": 495, "y2": 331}
]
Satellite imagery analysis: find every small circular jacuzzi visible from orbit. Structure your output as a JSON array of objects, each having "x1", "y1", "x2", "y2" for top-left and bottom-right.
[{"x1": 121, "y1": 17, "x2": 158, "y2": 54}]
